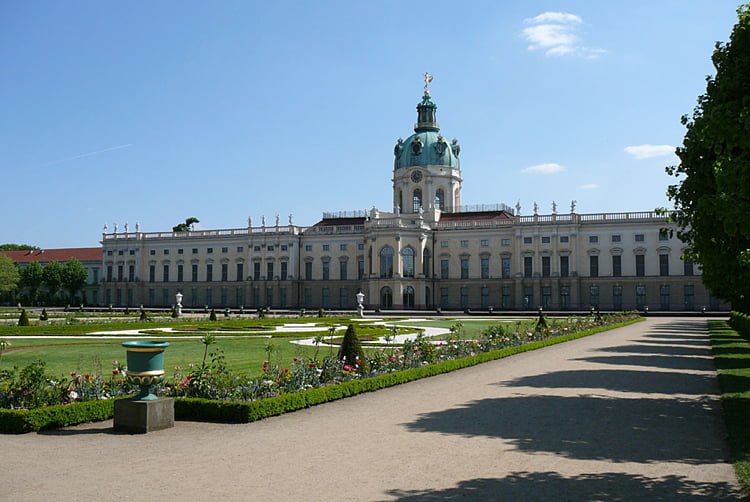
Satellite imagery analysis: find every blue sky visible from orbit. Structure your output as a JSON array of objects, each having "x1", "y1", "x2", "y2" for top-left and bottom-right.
[{"x1": 0, "y1": 1, "x2": 741, "y2": 248}]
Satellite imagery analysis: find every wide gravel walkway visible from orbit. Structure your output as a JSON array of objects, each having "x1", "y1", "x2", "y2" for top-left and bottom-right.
[{"x1": 2, "y1": 317, "x2": 742, "y2": 500}]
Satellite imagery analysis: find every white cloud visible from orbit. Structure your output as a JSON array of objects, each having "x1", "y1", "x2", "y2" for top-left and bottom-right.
[
  {"x1": 522, "y1": 163, "x2": 566, "y2": 174},
  {"x1": 624, "y1": 144, "x2": 675, "y2": 159},
  {"x1": 579, "y1": 183, "x2": 599, "y2": 190},
  {"x1": 521, "y1": 11, "x2": 605, "y2": 58},
  {"x1": 526, "y1": 12, "x2": 582, "y2": 25}
]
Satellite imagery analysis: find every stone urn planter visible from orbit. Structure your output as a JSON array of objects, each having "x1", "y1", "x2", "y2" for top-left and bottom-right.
[{"x1": 122, "y1": 341, "x2": 170, "y2": 401}]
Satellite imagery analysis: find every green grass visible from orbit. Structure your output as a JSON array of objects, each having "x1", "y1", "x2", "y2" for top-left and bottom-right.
[
  {"x1": 0, "y1": 336, "x2": 321, "y2": 378},
  {"x1": 709, "y1": 319, "x2": 750, "y2": 496},
  {"x1": 390, "y1": 319, "x2": 539, "y2": 339},
  {"x1": 0, "y1": 316, "x2": 355, "y2": 337}
]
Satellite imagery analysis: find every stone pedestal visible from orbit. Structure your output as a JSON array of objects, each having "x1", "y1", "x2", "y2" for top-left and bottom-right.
[{"x1": 114, "y1": 398, "x2": 174, "y2": 434}]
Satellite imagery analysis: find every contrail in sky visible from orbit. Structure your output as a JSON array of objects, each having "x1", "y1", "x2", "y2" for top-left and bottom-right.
[{"x1": 37, "y1": 143, "x2": 133, "y2": 167}]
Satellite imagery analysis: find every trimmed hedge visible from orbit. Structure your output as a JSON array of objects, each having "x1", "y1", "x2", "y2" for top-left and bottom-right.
[
  {"x1": 0, "y1": 317, "x2": 642, "y2": 432},
  {"x1": 174, "y1": 318, "x2": 643, "y2": 424},
  {"x1": 0, "y1": 398, "x2": 118, "y2": 434},
  {"x1": 729, "y1": 311, "x2": 750, "y2": 338}
]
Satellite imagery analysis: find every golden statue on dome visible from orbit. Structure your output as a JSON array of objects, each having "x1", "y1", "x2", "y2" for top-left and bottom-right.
[{"x1": 424, "y1": 72, "x2": 433, "y2": 95}]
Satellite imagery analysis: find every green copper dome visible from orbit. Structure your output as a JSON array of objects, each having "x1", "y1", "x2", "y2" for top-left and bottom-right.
[{"x1": 393, "y1": 91, "x2": 460, "y2": 169}]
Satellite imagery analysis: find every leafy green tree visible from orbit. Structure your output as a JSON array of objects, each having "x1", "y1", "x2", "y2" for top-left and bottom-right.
[
  {"x1": 20, "y1": 262, "x2": 44, "y2": 304},
  {"x1": 0, "y1": 244, "x2": 39, "y2": 251},
  {"x1": 0, "y1": 255, "x2": 20, "y2": 294},
  {"x1": 172, "y1": 217, "x2": 199, "y2": 233},
  {"x1": 42, "y1": 262, "x2": 64, "y2": 304},
  {"x1": 667, "y1": 5, "x2": 750, "y2": 313},
  {"x1": 61, "y1": 259, "x2": 88, "y2": 304}
]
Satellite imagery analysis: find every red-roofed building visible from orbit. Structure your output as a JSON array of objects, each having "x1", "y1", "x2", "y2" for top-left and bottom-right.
[{"x1": 2, "y1": 248, "x2": 102, "y2": 305}]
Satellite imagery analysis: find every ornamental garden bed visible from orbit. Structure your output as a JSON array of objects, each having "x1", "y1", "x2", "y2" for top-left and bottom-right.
[{"x1": 0, "y1": 313, "x2": 642, "y2": 433}]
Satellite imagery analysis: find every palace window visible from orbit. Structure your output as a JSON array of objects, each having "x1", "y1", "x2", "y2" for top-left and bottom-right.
[
  {"x1": 413, "y1": 189, "x2": 422, "y2": 212},
  {"x1": 379, "y1": 246, "x2": 394, "y2": 278},
  {"x1": 435, "y1": 189, "x2": 445, "y2": 210},
  {"x1": 402, "y1": 247, "x2": 415, "y2": 278},
  {"x1": 612, "y1": 255, "x2": 622, "y2": 277}
]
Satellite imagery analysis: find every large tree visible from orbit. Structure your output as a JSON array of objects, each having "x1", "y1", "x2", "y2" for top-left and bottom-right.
[
  {"x1": 42, "y1": 261, "x2": 64, "y2": 304},
  {"x1": 172, "y1": 217, "x2": 199, "y2": 233},
  {"x1": 62, "y1": 259, "x2": 89, "y2": 304},
  {"x1": 20, "y1": 261, "x2": 44, "y2": 304},
  {"x1": 0, "y1": 255, "x2": 20, "y2": 294},
  {"x1": 0, "y1": 244, "x2": 39, "y2": 251},
  {"x1": 667, "y1": 4, "x2": 750, "y2": 313}
]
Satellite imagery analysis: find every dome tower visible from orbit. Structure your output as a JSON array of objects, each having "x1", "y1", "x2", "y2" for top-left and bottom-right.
[{"x1": 392, "y1": 74, "x2": 462, "y2": 214}]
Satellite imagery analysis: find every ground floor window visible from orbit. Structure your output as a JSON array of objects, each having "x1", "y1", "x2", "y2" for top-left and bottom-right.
[
  {"x1": 502, "y1": 286, "x2": 511, "y2": 309},
  {"x1": 660, "y1": 284, "x2": 670, "y2": 310},
  {"x1": 440, "y1": 287, "x2": 449, "y2": 308},
  {"x1": 304, "y1": 288, "x2": 312, "y2": 308},
  {"x1": 460, "y1": 287, "x2": 469, "y2": 308},
  {"x1": 523, "y1": 287, "x2": 533, "y2": 309},
  {"x1": 636, "y1": 285, "x2": 646, "y2": 310},
  {"x1": 589, "y1": 285, "x2": 599, "y2": 308},
  {"x1": 542, "y1": 286, "x2": 551, "y2": 309},
  {"x1": 613, "y1": 285, "x2": 622, "y2": 310},
  {"x1": 322, "y1": 287, "x2": 330, "y2": 308},
  {"x1": 684, "y1": 284, "x2": 694, "y2": 310},
  {"x1": 381, "y1": 287, "x2": 392, "y2": 309},
  {"x1": 481, "y1": 286, "x2": 489, "y2": 308},
  {"x1": 560, "y1": 286, "x2": 569, "y2": 310},
  {"x1": 403, "y1": 286, "x2": 415, "y2": 308}
]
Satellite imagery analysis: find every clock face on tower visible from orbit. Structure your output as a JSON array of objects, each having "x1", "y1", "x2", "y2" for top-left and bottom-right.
[{"x1": 411, "y1": 170, "x2": 423, "y2": 183}]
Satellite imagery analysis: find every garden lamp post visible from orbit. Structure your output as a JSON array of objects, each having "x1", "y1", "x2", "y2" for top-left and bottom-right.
[
  {"x1": 356, "y1": 291, "x2": 365, "y2": 317},
  {"x1": 175, "y1": 292, "x2": 183, "y2": 317}
]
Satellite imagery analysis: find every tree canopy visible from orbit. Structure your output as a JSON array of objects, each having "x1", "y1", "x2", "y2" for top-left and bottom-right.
[
  {"x1": 19, "y1": 261, "x2": 44, "y2": 303},
  {"x1": 172, "y1": 217, "x2": 199, "y2": 233},
  {"x1": 0, "y1": 255, "x2": 20, "y2": 293},
  {"x1": 667, "y1": 4, "x2": 750, "y2": 313},
  {"x1": 0, "y1": 244, "x2": 39, "y2": 251},
  {"x1": 61, "y1": 259, "x2": 89, "y2": 303}
]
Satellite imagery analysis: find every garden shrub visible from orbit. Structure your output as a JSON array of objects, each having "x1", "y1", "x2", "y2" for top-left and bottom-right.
[
  {"x1": 338, "y1": 324, "x2": 366, "y2": 369},
  {"x1": 39, "y1": 309, "x2": 48, "y2": 321},
  {"x1": 209, "y1": 309, "x2": 217, "y2": 321},
  {"x1": 18, "y1": 309, "x2": 30, "y2": 327}
]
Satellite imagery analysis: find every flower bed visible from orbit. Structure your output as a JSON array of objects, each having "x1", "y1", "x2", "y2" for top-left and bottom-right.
[{"x1": 0, "y1": 313, "x2": 642, "y2": 433}]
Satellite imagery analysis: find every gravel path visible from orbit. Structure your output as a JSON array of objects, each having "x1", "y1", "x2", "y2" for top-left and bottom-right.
[{"x1": 2, "y1": 317, "x2": 742, "y2": 500}]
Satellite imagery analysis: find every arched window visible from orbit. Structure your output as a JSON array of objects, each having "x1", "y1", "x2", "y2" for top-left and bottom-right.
[
  {"x1": 435, "y1": 189, "x2": 445, "y2": 210},
  {"x1": 379, "y1": 246, "x2": 394, "y2": 278},
  {"x1": 368, "y1": 246, "x2": 372, "y2": 275},
  {"x1": 413, "y1": 189, "x2": 422, "y2": 213},
  {"x1": 398, "y1": 191, "x2": 403, "y2": 213},
  {"x1": 422, "y1": 248, "x2": 431, "y2": 277},
  {"x1": 425, "y1": 286, "x2": 431, "y2": 308},
  {"x1": 403, "y1": 286, "x2": 415, "y2": 309},
  {"x1": 381, "y1": 286, "x2": 393, "y2": 309},
  {"x1": 402, "y1": 247, "x2": 415, "y2": 278}
]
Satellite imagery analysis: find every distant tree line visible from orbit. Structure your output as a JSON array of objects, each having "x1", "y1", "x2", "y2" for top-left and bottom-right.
[{"x1": 0, "y1": 257, "x2": 89, "y2": 306}]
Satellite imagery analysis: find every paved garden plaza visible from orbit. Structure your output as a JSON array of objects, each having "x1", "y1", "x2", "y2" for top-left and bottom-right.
[{"x1": 1, "y1": 317, "x2": 741, "y2": 500}]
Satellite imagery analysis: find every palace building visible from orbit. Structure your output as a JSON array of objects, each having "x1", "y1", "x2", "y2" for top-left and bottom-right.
[{"x1": 100, "y1": 84, "x2": 723, "y2": 312}]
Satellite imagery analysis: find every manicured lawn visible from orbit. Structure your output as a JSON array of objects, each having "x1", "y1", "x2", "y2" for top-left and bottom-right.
[
  {"x1": 0, "y1": 336, "x2": 321, "y2": 378},
  {"x1": 391, "y1": 318, "x2": 540, "y2": 338},
  {"x1": 709, "y1": 319, "x2": 750, "y2": 496}
]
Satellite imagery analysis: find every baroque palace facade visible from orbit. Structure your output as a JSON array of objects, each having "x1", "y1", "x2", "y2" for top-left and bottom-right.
[{"x1": 100, "y1": 85, "x2": 722, "y2": 312}]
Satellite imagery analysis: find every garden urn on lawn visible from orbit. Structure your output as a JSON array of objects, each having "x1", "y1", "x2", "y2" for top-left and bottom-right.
[
  {"x1": 122, "y1": 341, "x2": 170, "y2": 400},
  {"x1": 114, "y1": 340, "x2": 174, "y2": 433}
]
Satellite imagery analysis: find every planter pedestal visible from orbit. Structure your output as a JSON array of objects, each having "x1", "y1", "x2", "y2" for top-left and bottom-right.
[{"x1": 114, "y1": 398, "x2": 174, "y2": 434}]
